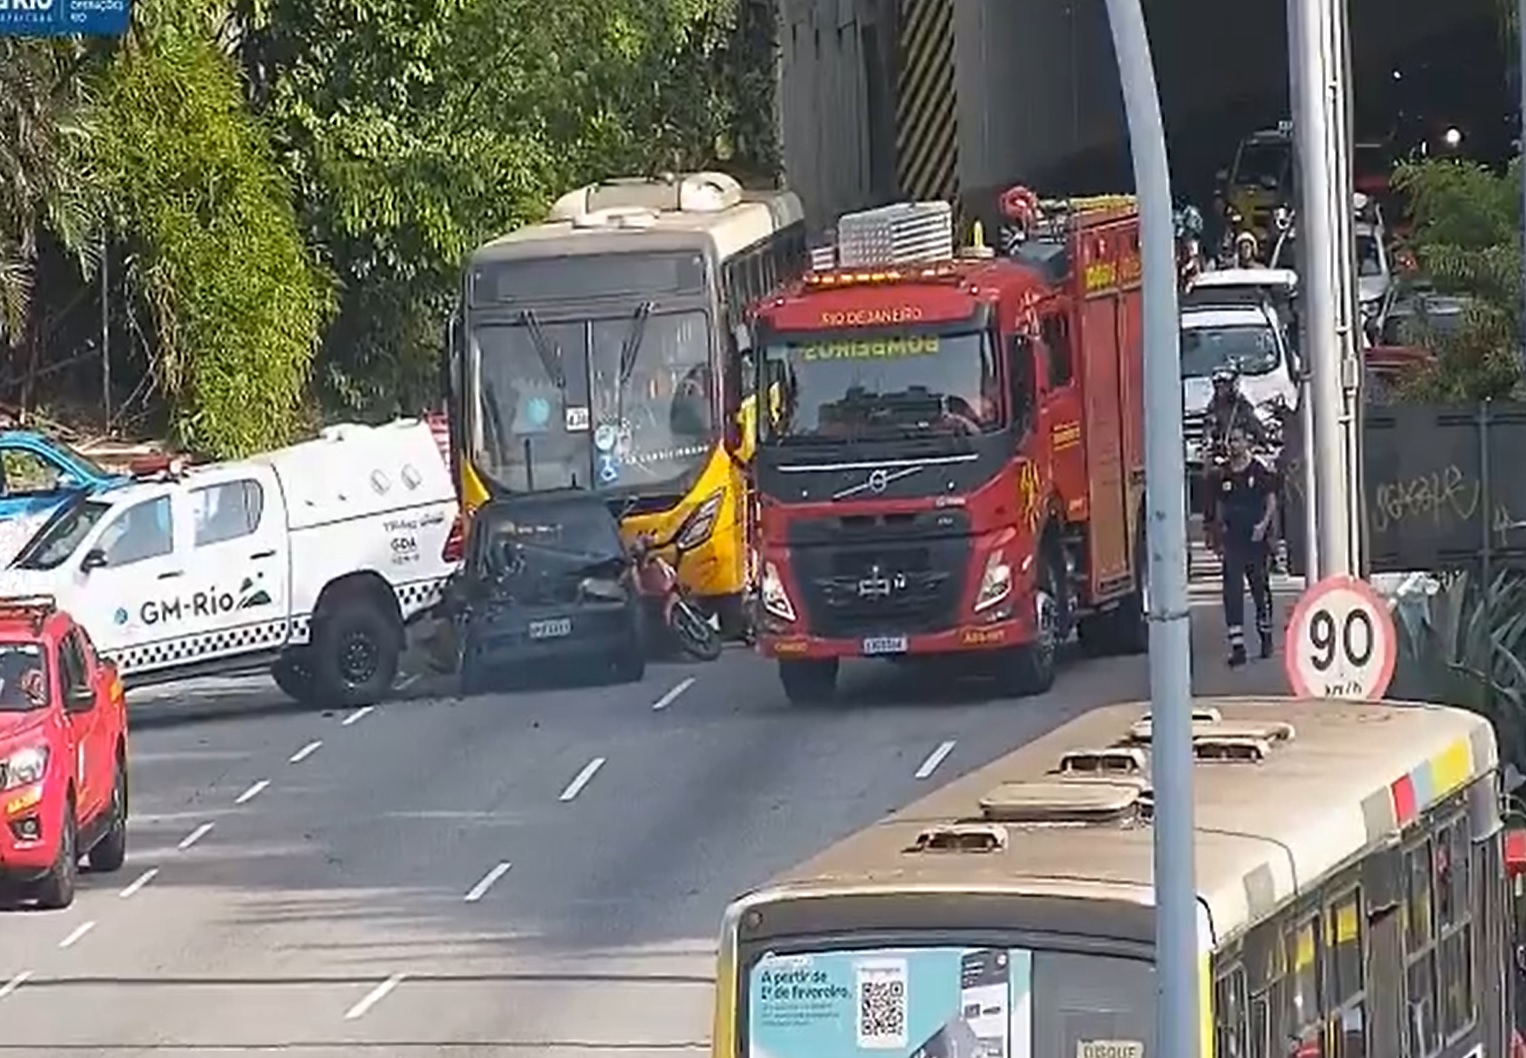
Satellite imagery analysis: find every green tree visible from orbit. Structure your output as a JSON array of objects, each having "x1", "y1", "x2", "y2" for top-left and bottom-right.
[
  {"x1": 90, "y1": 0, "x2": 332, "y2": 457},
  {"x1": 0, "y1": 39, "x2": 101, "y2": 354},
  {"x1": 234, "y1": 0, "x2": 762, "y2": 419},
  {"x1": 1390, "y1": 157, "x2": 1522, "y2": 401}
]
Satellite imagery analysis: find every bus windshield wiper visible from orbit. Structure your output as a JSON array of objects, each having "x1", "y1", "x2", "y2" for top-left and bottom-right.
[
  {"x1": 519, "y1": 309, "x2": 566, "y2": 389},
  {"x1": 617, "y1": 302, "x2": 654, "y2": 385}
]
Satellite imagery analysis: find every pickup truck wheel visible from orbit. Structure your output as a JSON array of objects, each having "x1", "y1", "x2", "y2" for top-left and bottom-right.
[
  {"x1": 271, "y1": 653, "x2": 317, "y2": 705},
  {"x1": 779, "y1": 658, "x2": 837, "y2": 705},
  {"x1": 87, "y1": 764, "x2": 128, "y2": 873},
  {"x1": 312, "y1": 603, "x2": 401, "y2": 708},
  {"x1": 33, "y1": 801, "x2": 78, "y2": 910}
]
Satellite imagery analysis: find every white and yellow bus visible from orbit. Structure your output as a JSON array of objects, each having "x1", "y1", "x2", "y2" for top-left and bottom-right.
[
  {"x1": 443, "y1": 172, "x2": 808, "y2": 636},
  {"x1": 714, "y1": 697, "x2": 1515, "y2": 1058}
]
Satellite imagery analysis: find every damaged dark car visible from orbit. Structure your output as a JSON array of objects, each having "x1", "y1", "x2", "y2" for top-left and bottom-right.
[{"x1": 441, "y1": 492, "x2": 645, "y2": 694}]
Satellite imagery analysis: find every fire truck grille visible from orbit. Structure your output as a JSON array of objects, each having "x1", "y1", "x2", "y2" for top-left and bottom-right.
[{"x1": 791, "y1": 542, "x2": 967, "y2": 637}]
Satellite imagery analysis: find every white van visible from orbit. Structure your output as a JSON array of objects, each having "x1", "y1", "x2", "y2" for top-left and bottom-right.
[{"x1": 0, "y1": 420, "x2": 460, "y2": 707}]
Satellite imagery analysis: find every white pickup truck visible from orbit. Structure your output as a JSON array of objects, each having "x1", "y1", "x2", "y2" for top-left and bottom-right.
[{"x1": 0, "y1": 419, "x2": 461, "y2": 707}]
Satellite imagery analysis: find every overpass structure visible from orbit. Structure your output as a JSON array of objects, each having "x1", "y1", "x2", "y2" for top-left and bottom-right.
[{"x1": 773, "y1": 0, "x2": 1504, "y2": 233}]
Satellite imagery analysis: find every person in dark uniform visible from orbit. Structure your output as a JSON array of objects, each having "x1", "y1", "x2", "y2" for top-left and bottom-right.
[
  {"x1": 1218, "y1": 424, "x2": 1278, "y2": 665},
  {"x1": 1200, "y1": 365, "x2": 1269, "y2": 551}
]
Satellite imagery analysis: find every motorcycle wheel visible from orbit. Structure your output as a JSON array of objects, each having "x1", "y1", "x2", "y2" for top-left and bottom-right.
[{"x1": 671, "y1": 599, "x2": 723, "y2": 661}]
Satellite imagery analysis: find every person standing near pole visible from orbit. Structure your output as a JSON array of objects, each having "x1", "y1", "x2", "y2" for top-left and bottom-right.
[{"x1": 1217, "y1": 423, "x2": 1278, "y2": 665}]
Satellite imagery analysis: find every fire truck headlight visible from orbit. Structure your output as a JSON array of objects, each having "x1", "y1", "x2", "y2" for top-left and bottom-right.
[
  {"x1": 974, "y1": 552, "x2": 1013, "y2": 613},
  {"x1": 761, "y1": 562, "x2": 796, "y2": 622}
]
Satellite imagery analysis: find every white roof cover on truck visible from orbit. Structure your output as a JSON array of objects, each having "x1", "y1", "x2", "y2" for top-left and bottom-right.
[{"x1": 227, "y1": 419, "x2": 453, "y2": 530}]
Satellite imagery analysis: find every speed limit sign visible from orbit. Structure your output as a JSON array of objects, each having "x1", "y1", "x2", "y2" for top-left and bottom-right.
[{"x1": 1285, "y1": 575, "x2": 1397, "y2": 700}]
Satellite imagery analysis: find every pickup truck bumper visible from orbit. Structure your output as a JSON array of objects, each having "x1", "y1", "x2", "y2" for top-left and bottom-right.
[{"x1": 0, "y1": 781, "x2": 63, "y2": 879}]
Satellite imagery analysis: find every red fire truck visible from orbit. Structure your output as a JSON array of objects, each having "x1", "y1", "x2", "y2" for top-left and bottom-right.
[{"x1": 747, "y1": 188, "x2": 1149, "y2": 703}]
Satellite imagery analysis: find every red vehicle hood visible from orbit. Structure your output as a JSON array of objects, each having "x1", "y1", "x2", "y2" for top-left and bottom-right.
[{"x1": 0, "y1": 709, "x2": 50, "y2": 751}]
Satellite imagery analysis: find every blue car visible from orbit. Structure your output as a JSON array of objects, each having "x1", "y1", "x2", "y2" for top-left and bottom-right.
[{"x1": 0, "y1": 431, "x2": 129, "y2": 523}]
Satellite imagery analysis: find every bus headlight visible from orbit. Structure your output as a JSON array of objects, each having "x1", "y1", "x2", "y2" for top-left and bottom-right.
[
  {"x1": 761, "y1": 562, "x2": 796, "y2": 622},
  {"x1": 974, "y1": 551, "x2": 1013, "y2": 612},
  {"x1": 675, "y1": 490, "x2": 724, "y2": 550}
]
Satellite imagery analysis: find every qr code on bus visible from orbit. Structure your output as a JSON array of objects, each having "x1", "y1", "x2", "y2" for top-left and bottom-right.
[{"x1": 856, "y1": 958, "x2": 908, "y2": 1049}]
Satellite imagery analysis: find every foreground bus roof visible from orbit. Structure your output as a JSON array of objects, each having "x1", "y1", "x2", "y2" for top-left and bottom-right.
[
  {"x1": 750, "y1": 697, "x2": 1495, "y2": 945},
  {"x1": 473, "y1": 188, "x2": 804, "y2": 265}
]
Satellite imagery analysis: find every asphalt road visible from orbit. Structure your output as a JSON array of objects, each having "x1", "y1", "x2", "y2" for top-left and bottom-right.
[{"x1": 0, "y1": 563, "x2": 1295, "y2": 1057}]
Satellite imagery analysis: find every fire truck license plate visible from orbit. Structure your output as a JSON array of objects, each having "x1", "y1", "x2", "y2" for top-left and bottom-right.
[
  {"x1": 528, "y1": 618, "x2": 572, "y2": 640},
  {"x1": 861, "y1": 635, "x2": 908, "y2": 656}
]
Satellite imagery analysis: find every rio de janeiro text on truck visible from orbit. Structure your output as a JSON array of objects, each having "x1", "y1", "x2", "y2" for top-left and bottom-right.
[{"x1": 748, "y1": 188, "x2": 1151, "y2": 705}]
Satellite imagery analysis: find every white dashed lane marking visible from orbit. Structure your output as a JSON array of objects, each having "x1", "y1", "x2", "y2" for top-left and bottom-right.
[
  {"x1": 235, "y1": 780, "x2": 270, "y2": 805},
  {"x1": 914, "y1": 740, "x2": 957, "y2": 780},
  {"x1": 558, "y1": 758, "x2": 606, "y2": 802},
  {"x1": 341, "y1": 706, "x2": 374, "y2": 727},
  {"x1": 58, "y1": 921, "x2": 95, "y2": 949},
  {"x1": 0, "y1": 970, "x2": 31, "y2": 1000},
  {"x1": 344, "y1": 973, "x2": 407, "y2": 1020},
  {"x1": 651, "y1": 678, "x2": 695, "y2": 711},
  {"x1": 119, "y1": 867, "x2": 159, "y2": 898},
  {"x1": 463, "y1": 861, "x2": 512, "y2": 903},
  {"x1": 177, "y1": 822, "x2": 215, "y2": 850},
  {"x1": 289, "y1": 740, "x2": 323, "y2": 763}
]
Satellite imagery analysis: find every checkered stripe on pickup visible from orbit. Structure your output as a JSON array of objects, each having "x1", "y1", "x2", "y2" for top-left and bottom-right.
[
  {"x1": 110, "y1": 619, "x2": 291, "y2": 674},
  {"x1": 112, "y1": 577, "x2": 450, "y2": 673}
]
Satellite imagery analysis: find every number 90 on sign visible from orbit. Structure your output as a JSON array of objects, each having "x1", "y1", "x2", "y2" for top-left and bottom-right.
[{"x1": 1284, "y1": 575, "x2": 1397, "y2": 701}]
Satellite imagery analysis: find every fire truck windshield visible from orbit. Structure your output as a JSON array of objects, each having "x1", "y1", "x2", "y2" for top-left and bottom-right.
[{"x1": 759, "y1": 328, "x2": 1001, "y2": 444}]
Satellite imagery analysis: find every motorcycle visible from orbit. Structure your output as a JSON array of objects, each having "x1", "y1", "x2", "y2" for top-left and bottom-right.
[{"x1": 631, "y1": 528, "x2": 724, "y2": 662}]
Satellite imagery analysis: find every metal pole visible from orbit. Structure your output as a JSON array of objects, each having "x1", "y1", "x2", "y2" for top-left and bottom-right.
[
  {"x1": 1286, "y1": 0, "x2": 1320, "y2": 580},
  {"x1": 1291, "y1": 0, "x2": 1353, "y2": 577},
  {"x1": 1519, "y1": 0, "x2": 1526, "y2": 373},
  {"x1": 100, "y1": 236, "x2": 111, "y2": 428},
  {"x1": 1326, "y1": 0, "x2": 1363, "y2": 574},
  {"x1": 1100, "y1": 3, "x2": 1198, "y2": 1057}
]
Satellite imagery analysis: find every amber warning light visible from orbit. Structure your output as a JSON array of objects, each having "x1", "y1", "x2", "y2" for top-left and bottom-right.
[{"x1": 804, "y1": 263, "x2": 962, "y2": 289}]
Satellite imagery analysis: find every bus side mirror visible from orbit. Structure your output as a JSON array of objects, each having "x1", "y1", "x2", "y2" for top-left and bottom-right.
[{"x1": 442, "y1": 312, "x2": 462, "y2": 405}]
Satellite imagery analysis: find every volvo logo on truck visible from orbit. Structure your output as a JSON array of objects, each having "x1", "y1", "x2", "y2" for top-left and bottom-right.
[{"x1": 857, "y1": 565, "x2": 906, "y2": 599}]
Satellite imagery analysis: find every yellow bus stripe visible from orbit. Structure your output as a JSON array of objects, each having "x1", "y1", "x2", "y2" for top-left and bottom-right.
[
  {"x1": 895, "y1": 0, "x2": 958, "y2": 205},
  {"x1": 1200, "y1": 951, "x2": 1213, "y2": 1058},
  {"x1": 1430, "y1": 738, "x2": 1472, "y2": 798}
]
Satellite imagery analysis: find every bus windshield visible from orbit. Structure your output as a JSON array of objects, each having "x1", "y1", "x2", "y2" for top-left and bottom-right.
[
  {"x1": 760, "y1": 328, "x2": 1002, "y2": 444},
  {"x1": 745, "y1": 944, "x2": 1153, "y2": 1058},
  {"x1": 472, "y1": 309, "x2": 714, "y2": 492}
]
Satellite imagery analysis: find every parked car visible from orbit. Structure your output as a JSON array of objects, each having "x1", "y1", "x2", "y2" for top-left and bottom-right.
[
  {"x1": 443, "y1": 490, "x2": 645, "y2": 694},
  {"x1": 0, "y1": 431, "x2": 127, "y2": 525},
  {"x1": 0, "y1": 595, "x2": 128, "y2": 909}
]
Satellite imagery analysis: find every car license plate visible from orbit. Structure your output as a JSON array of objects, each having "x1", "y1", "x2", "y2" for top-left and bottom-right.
[
  {"x1": 528, "y1": 618, "x2": 572, "y2": 640},
  {"x1": 862, "y1": 635, "x2": 908, "y2": 656}
]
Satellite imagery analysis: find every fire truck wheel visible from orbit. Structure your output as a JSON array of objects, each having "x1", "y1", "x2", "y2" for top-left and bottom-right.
[
  {"x1": 996, "y1": 557, "x2": 1061, "y2": 697},
  {"x1": 779, "y1": 658, "x2": 838, "y2": 705}
]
